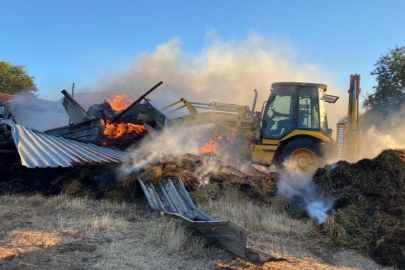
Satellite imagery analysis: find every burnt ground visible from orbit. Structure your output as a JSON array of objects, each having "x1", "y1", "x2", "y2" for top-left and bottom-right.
[{"x1": 0, "y1": 194, "x2": 389, "y2": 270}]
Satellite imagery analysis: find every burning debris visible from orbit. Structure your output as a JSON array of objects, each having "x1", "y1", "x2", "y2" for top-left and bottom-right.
[
  {"x1": 102, "y1": 121, "x2": 147, "y2": 139},
  {"x1": 0, "y1": 81, "x2": 166, "y2": 170},
  {"x1": 199, "y1": 135, "x2": 231, "y2": 153},
  {"x1": 107, "y1": 94, "x2": 133, "y2": 111},
  {"x1": 45, "y1": 81, "x2": 165, "y2": 149},
  {"x1": 117, "y1": 153, "x2": 277, "y2": 203}
]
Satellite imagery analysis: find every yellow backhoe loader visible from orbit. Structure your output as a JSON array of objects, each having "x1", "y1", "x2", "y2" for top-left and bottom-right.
[{"x1": 162, "y1": 75, "x2": 361, "y2": 172}]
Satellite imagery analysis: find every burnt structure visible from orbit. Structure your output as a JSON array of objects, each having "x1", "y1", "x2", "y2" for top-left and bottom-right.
[{"x1": 45, "y1": 81, "x2": 166, "y2": 149}]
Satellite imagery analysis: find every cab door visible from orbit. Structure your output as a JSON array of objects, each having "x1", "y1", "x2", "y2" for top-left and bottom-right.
[
  {"x1": 297, "y1": 87, "x2": 320, "y2": 130},
  {"x1": 262, "y1": 87, "x2": 296, "y2": 140}
]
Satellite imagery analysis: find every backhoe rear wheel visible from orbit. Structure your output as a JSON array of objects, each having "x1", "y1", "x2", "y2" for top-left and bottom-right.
[{"x1": 276, "y1": 138, "x2": 321, "y2": 173}]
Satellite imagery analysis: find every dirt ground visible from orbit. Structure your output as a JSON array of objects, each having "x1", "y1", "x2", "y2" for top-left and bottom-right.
[{"x1": 0, "y1": 193, "x2": 391, "y2": 270}]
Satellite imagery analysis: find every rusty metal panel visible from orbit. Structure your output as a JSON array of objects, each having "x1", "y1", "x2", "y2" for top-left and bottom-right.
[
  {"x1": 138, "y1": 178, "x2": 280, "y2": 264},
  {"x1": 1, "y1": 119, "x2": 134, "y2": 168}
]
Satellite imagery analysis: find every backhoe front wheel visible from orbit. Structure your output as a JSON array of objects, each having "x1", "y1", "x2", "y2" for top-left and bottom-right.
[{"x1": 276, "y1": 138, "x2": 321, "y2": 173}]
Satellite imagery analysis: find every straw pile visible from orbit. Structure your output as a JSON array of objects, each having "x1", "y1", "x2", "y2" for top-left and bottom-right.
[
  {"x1": 314, "y1": 149, "x2": 405, "y2": 268},
  {"x1": 118, "y1": 154, "x2": 277, "y2": 203}
]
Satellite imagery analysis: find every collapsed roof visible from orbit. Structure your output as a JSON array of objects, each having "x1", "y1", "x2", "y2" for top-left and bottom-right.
[{"x1": 0, "y1": 81, "x2": 166, "y2": 168}]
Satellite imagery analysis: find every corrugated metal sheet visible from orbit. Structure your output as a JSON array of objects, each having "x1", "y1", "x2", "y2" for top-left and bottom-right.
[
  {"x1": 139, "y1": 178, "x2": 282, "y2": 264},
  {"x1": 61, "y1": 90, "x2": 92, "y2": 124},
  {"x1": 1, "y1": 119, "x2": 134, "y2": 168}
]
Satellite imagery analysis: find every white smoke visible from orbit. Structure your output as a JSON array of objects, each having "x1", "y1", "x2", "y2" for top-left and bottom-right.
[
  {"x1": 359, "y1": 125, "x2": 405, "y2": 159},
  {"x1": 120, "y1": 124, "x2": 215, "y2": 175},
  {"x1": 79, "y1": 34, "x2": 343, "y2": 128},
  {"x1": 3, "y1": 94, "x2": 69, "y2": 131},
  {"x1": 277, "y1": 163, "x2": 332, "y2": 224},
  {"x1": 307, "y1": 201, "x2": 331, "y2": 225}
]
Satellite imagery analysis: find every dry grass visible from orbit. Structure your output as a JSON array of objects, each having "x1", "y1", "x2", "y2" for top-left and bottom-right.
[
  {"x1": 0, "y1": 193, "x2": 389, "y2": 270},
  {"x1": 95, "y1": 218, "x2": 222, "y2": 270},
  {"x1": 217, "y1": 257, "x2": 374, "y2": 270},
  {"x1": 0, "y1": 194, "x2": 221, "y2": 270},
  {"x1": 142, "y1": 219, "x2": 207, "y2": 255},
  {"x1": 0, "y1": 231, "x2": 61, "y2": 259},
  {"x1": 200, "y1": 188, "x2": 314, "y2": 235}
]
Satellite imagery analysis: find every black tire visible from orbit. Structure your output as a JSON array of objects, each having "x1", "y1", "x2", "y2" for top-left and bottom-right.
[{"x1": 275, "y1": 137, "x2": 322, "y2": 172}]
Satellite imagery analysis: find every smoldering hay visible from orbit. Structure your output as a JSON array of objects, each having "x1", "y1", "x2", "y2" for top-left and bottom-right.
[{"x1": 314, "y1": 149, "x2": 405, "y2": 268}]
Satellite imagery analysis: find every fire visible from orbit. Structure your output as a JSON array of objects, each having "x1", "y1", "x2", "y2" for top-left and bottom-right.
[
  {"x1": 200, "y1": 127, "x2": 237, "y2": 153},
  {"x1": 107, "y1": 94, "x2": 133, "y2": 111},
  {"x1": 103, "y1": 122, "x2": 146, "y2": 138},
  {"x1": 230, "y1": 127, "x2": 237, "y2": 136},
  {"x1": 200, "y1": 136, "x2": 231, "y2": 153}
]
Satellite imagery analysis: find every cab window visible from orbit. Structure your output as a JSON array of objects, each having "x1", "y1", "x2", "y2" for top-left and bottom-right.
[
  {"x1": 298, "y1": 87, "x2": 319, "y2": 130},
  {"x1": 262, "y1": 88, "x2": 294, "y2": 138}
]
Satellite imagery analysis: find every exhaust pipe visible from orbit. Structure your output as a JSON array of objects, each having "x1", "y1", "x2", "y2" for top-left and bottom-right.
[{"x1": 252, "y1": 89, "x2": 258, "y2": 111}]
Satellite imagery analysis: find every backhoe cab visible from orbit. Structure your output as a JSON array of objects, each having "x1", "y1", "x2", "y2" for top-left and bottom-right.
[{"x1": 253, "y1": 82, "x2": 338, "y2": 172}]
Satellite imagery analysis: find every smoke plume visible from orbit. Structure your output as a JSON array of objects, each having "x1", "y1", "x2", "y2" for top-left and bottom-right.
[
  {"x1": 120, "y1": 124, "x2": 215, "y2": 175},
  {"x1": 79, "y1": 34, "x2": 343, "y2": 127},
  {"x1": 276, "y1": 161, "x2": 332, "y2": 224},
  {"x1": 359, "y1": 108, "x2": 405, "y2": 159},
  {"x1": 277, "y1": 170, "x2": 332, "y2": 224},
  {"x1": 2, "y1": 94, "x2": 68, "y2": 131}
]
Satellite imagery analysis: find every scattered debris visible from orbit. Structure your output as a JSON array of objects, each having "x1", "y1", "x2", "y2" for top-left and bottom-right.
[{"x1": 139, "y1": 177, "x2": 283, "y2": 264}]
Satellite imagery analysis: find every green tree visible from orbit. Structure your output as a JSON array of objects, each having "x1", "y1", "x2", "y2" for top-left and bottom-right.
[
  {"x1": 364, "y1": 46, "x2": 405, "y2": 114},
  {"x1": 0, "y1": 61, "x2": 38, "y2": 95}
]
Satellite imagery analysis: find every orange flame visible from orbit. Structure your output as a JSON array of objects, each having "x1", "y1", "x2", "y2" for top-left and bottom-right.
[
  {"x1": 200, "y1": 136, "x2": 231, "y2": 153},
  {"x1": 107, "y1": 94, "x2": 133, "y2": 111},
  {"x1": 230, "y1": 127, "x2": 237, "y2": 136},
  {"x1": 103, "y1": 122, "x2": 146, "y2": 138}
]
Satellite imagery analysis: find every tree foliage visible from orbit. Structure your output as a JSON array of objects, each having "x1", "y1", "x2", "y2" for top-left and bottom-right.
[
  {"x1": 363, "y1": 46, "x2": 405, "y2": 114},
  {"x1": 0, "y1": 61, "x2": 38, "y2": 95}
]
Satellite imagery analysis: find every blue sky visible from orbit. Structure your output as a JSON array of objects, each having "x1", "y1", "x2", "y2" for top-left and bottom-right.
[{"x1": 1, "y1": 0, "x2": 405, "y2": 102}]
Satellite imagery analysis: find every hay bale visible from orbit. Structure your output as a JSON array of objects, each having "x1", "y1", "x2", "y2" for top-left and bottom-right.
[
  {"x1": 323, "y1": 204, "x2": 372, "y2": 248},
  {"x1": 203, "y1": 170, "x2": 276, "y2": 202},
  {"x1": 161, "y1": 164, "x2": 199, "y2": 189},
  {"x1": 189, "y1": 183, "x2": 224, "y2": 203},
  {"x1": 244, "y1": 173, "x2": 276, "y2": 198},
  {"x1": 373, "y1": 227, "x2": 405, "y2": 268},
  {"x1": 137, "y1": 165, "x2": 163, "y2": 184},
  {"x1": 207, "y1": 171, "x2": 244, "y2": 185},
  {"x1": 315, "y1": 149, "x2": 405, "y2": 268}
]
